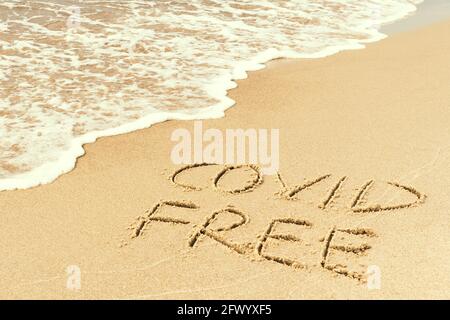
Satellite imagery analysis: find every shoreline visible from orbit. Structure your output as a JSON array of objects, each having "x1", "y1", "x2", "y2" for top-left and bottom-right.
[
  {"x1": 382, "y1": 0, "x2": 450, "y2": 34},
  {"x1": 0, "y1": 1, "x2": 423, "y2": 191},
  {"x1": 0, "y1": 19, "x2": 450, "y2": 299}
]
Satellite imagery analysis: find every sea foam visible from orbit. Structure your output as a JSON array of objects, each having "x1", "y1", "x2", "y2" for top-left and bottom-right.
[{"x1": 0, "y1": 0, "x2": 422, "y2": 190}]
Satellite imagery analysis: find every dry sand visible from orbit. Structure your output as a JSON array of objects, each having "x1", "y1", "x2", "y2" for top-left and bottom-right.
[{"x1": 1, "y1": 19, "x2": 450, "y2": 299}]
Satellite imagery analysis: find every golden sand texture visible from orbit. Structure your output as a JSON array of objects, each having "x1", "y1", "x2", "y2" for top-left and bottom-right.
[{"x1": 0, "y1": 20, "x2": 449, "y2": 299}]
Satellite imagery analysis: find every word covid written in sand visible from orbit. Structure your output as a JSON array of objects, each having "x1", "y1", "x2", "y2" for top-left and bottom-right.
[{"x1": 128, "y1": 164, "x2": 426, "y2": 283}]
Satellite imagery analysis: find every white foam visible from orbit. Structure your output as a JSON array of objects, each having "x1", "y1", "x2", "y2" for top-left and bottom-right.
[{"x1": 0, "y1": 0, "x2": 423, "y2": 190}]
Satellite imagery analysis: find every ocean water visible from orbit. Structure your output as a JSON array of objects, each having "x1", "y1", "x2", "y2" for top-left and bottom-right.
[{"x1": 0, "y1": 0, "x2": 422, "y2": 190}]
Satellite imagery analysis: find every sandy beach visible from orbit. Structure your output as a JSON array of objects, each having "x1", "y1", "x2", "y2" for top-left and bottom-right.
[{"x1": 1, "y1": 16, "x2": 450, "y2": 299}]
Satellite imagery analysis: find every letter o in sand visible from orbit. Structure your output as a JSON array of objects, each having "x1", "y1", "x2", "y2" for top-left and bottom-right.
[{"x1": 213, "y1": 165, "x2": 263, "y2": 194}]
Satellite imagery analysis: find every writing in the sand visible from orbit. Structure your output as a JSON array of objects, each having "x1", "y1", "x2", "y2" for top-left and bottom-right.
[{"x1": 129, "y1": 164, "x2": 426, "y2": 283}]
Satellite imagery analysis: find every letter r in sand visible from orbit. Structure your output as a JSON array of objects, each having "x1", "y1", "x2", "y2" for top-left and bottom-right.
[{"x1": 189, "y1": 207, "x2": 250, "y2": 254}]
